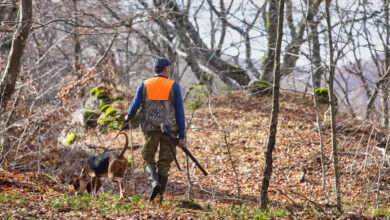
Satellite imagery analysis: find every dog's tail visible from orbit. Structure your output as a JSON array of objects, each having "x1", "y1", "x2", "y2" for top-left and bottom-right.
[{"x1": 118, "y1": 132, "x2": 129, "y2": 157}]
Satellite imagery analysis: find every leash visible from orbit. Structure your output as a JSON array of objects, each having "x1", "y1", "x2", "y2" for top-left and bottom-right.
[{"x1": 103, "y1": 121, "x2": 128, "y2": 153}]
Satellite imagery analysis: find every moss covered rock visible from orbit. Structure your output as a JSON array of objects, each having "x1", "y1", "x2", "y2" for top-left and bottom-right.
[
  {"x1": 83, "y1": 109, "x2": 99, "y2": 128},
  {"x1": 113, "y1": 95, "x2": 123, "y2": 101},
  {"x1": 314, "y1": 87, "x2": 338, "y2": 105},
  {"x1": 314, "y1": 88, "x2": 329, "y2": 104},
  {"x1": 177, "y1": 199, "x2": 202, "y2": 210},
  {"x1": 71, "y1": 109, "x2": 99, "y2": 128},
  {"x1": 246, "y1": 80, "x2": 272, "y2": 96},
  {"x1": 99, "y1": 104, "x2": 111, "y2": 113},
  {"x1": 90, "y1": 86, "x2": 110, "y2": 100},
  {"x1": 97, "y1": 114, "x2": 125, "y2": 132}
]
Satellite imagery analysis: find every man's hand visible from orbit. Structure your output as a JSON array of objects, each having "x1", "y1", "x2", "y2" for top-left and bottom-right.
[
  {"x1": 125, "y1": 115, "x2": 131, "y2": 122},
  {"x1": 178, "y1": 139, "x2": 185, "y2": 148}
]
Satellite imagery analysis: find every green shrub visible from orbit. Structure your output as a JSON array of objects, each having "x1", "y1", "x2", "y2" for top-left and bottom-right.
[
  {"x1": 184, "y1": 85, "x2": 208, "y2": 110},
  {"x1": 64, "y1": 133, "x2": 77, "y2": 146},
  {"x1": 185, "y1": 99, "x2": 204, "y2": 110},
  {"x1": 189, "y1": 85, "x2": 209, "y2": 99}
]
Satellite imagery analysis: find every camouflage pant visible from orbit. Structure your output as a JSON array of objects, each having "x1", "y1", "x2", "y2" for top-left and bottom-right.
[{"x1": 142, "y1": 131, "x2": 176, "y2": 177}]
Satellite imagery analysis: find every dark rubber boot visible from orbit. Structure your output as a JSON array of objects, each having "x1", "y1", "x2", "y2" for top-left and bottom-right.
[
  {"x1": 158, "y1": 174, "x2": 168, "y2": 204},
  {"x1": 144, "y1": 164, "x2": 161, "y2": 201}
]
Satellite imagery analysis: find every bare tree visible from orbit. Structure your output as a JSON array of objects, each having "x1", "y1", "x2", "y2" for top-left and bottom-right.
[
  {"x1": 260, "y1": 0, "x2": 278, "y2": 83},
  {"x1": 282, "y1": 0, "x2": 323, "y2": 77},
  {"x1": 382, "y1": 0, "x2": 389, "y2": 128},
  {"x1": 0, "y1": 0, "x2": 19, "y2": 58},
  {"x1": 72, "y1": 0, "x2": 82, "y2": 78},
  {"x1": 0, "y1": 0, "x2": 32, "y2": 112},
  {"x1": 325, "y1": 0, "x2": 342, "y2": 212},
  {"x1": 150, "y1": 0, "x2": 250, "y2": 88},
  {"x1": 260, "y1": 0, "x2": 285, "y2": 210}
]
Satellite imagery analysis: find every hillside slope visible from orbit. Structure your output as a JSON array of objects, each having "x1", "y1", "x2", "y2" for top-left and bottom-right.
[{"x1": 1, "y1": 91, "x2": 389, "y2": 219}]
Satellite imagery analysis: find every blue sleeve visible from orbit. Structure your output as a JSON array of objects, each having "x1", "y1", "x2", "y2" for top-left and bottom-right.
[
  {"x1": 173, "y1": 83, "x2": 185, "y2": 139},
  {"x1": 127, "y1": 83, "x2": 143, "y2": 118}
]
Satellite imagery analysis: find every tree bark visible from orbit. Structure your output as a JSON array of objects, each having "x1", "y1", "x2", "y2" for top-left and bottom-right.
[
  {"x1": 325, "y1": 0, "x2": 342, "y2": 212},
  {"x1": 153, "y1": 0, "x2": 250, "y2": 87},
  {"x1": 260, "y1": 0, "x2": 278, "y2": 83},
  {"x1": 0, "y1": 1, "x2": 19, "y2": 56},
  {"x1": 382, "y1": 0, "x2": 389, "y2": 128},
  {"x1": 0, "y1": 0, "x2": 32, "y2": 112},
  {"x1": 281, "y1": 0, "x2": 323, "y2": 77},
  {"x1": 73, "y1": 0, "x2": 81, "y2": 78},
  {"x1": 260, "y1": 0, "x2": 284, "y2": 210},
  {"x1": 310, "y1": 17, "x2": 322, "y2": 89}
]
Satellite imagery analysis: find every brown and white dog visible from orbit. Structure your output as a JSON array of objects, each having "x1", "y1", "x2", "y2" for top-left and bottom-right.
[
  {"x1": 74, "y1": 132, "x2": 129, "y2": 198},
  {"x1": 73, "y1": 175, "x2": 102, "y2": 194}
]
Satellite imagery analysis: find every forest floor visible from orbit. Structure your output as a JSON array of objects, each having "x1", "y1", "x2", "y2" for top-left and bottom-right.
[{"x1": 1, "y1": 91, "x2": 389, "y2": 219}]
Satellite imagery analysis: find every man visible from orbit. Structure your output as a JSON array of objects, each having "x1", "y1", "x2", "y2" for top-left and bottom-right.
[{"x1": 125, "y1": 57, "x2": 185, "y2": 202}]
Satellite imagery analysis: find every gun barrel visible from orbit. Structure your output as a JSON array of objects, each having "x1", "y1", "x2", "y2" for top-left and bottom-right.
[
  {"x1": 160, "y1": 122, "x2": 208, "y2": 176},
  {"x1": 180, "y1": 147, "x2": 208, "y2": 176}
]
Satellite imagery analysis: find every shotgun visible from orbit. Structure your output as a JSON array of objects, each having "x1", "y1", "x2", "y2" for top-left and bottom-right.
[{"x1": 160, "y1": 123, "x2": 208, "y2": 176}]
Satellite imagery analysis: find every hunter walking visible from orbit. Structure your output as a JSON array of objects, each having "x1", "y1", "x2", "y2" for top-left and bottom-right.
[{"x1": 125, "y1": 57, "x2": 185, "y2": 202}]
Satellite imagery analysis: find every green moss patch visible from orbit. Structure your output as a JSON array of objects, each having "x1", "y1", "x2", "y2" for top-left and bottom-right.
[
  {"x1": 83, "y1": 109, "x2": 96, "y2": 120},
  {"x1": 176, "y1": 199, "x2": 202, "y2": 210},
  {"x1": 104, "y1": 107, "x2": 117, "y2": 117},
  {"x1": 113, "y1": 95, "x2": 123, "y2": 101},
  {"x1": 82, "y1": 109, "x2": 98, "y2": 128},
  {"x1": 99, "y1": 104, "x2": 111, "y2": 113},
  {"x1": 64, "y1": 133, "x2": 77, "y2": 146},
  {"x1": 314, "y1": 87, "x2": 329, "y2": 104},
  {"x1": 247, "y1": 80, "x2": 272, "y2": 96},
  {"x1": 90, "y1": 87, "x2": 110, "y2": 100}
]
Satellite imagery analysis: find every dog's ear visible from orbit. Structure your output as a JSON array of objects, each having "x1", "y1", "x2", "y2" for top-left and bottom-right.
[{"x1": 72, "y1": 176, "x2": 80, "y2": 190}]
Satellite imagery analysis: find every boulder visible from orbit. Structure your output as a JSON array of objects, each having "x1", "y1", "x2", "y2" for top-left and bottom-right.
[{"x1": 246, "y1": 80, "x2": 272, "y2": 97}]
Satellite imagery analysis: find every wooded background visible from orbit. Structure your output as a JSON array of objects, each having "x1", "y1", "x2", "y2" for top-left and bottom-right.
[{"x1": 0, "y1": 0, "x2": 389, "y2": 217}]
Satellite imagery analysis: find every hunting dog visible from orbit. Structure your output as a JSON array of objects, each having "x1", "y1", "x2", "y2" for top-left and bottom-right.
[
  {"x1": 73, "y1": 132, "x2": 129, "y2": 198},
  {"x1": 73, "y1": 176, "x2": 102, "y2": 194}
]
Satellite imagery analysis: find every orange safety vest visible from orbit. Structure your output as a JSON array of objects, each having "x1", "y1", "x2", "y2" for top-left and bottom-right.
[
  {"x1": 139, "y1": 76, "x2": 177, "y2": 132},
  {"x1": 144, "y1": 77, "x2": 175, "y2": 100}
]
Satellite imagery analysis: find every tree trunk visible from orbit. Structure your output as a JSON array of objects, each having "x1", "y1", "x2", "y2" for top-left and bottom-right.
[
  {"x1": 310, "y1": 21, "x2": 322, "y2": 89},
  {"x1": 153, "y1": 0, "x2": 250, "y2": 87},
  {"x1": 260, "y1": 0, "x2": 284, "y2": 210},
  {"x1": 0, "y1": 0, "x2": 32, "y2": 112},
  {"x1": 73, "y1": 0, "x2": 81, "y2": 78},
  {"x1": 0, "y1": 1, "x2": 19, "y2": 56},
  {"x1": 281, "y1": 0, "x2": 323, "y2": 77},
  {"x1": 325, "y1": 0, "x2": 342, "y2": 212},
  {"x1": 260, "y1": 0, "x2": 278, "y2": 83},
  {"x1": 382, "y1": 0, "x2": 389, "y2": 128}
]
